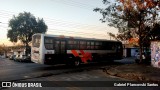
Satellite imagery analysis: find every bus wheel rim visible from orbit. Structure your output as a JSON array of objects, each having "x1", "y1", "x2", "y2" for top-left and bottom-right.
[{"x1": 75, "y1": 60, "x2": 80, "y2": 66}]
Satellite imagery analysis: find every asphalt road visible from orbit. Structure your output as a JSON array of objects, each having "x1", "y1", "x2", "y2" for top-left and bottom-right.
[
  {"x1": 0, "y1": 57, "x2": 125, "y2": 81},
  {"x1": 0, "y1": 57, "x2": 159, "y2": 90}
]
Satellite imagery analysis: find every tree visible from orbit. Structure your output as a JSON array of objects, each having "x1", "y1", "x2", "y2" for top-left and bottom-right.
[
  {"x1": 107, "y1": 31, "x2": 132, "y2": 41},
  {"x1": 148, "y1": 22, "x2": 160, "y2": 40},
  {"x1": 7, "y1": 12, "x2": 48, "y2": 55},
  {"x1": 142, "y1": 22, "x2": 160, "y2": 47},
  {"x1": 94, "y1": 0, "x2": 160, "y2": 63},
  {"x1": 0, "y1": 45, "x2": 4, "y2": 55},
  {"x1": 0, "y1": 44, "x2": 8, "y2": 57}
]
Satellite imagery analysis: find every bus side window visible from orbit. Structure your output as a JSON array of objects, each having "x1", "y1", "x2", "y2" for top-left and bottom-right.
[
  {"x1": 80, "y1": 41, "x2": 86, "y2": 49},
  {"x1": 116, "y1": 43, "x2": 122, "y2": 51},
  {"x1": 87, "y1": 41, "x2": 90, "y2": 49},
  {"x1": 95, "y1": 42, "x2": 101, "y2": 50},
  {"x1": 111, "y1": 43, "x2": 115, "y2": 50},
  {"x1": 44, "y1": 37, "x2": 54, "y2": 50},
  {"x1": 103, "y1": 42, "x2": 114, "y2": 50},
  {"x1": 45, "y1": 38, "x2": 53, "y2": 43},
  {"x1": 91, "y1": 42, "x2": 94, "y2": 50},
  {"x1": 45, "y1": 44, "x2": 54, "y2": 49},
  {"x1": 102, "y1": 42, "x2": 107, "y2": 50},
  {"x1": 55, "y1": 41, "x2": 59, "y2": 48},
  {"x1": 68, "y1": 40, "x2": 77, "y2": 49}
]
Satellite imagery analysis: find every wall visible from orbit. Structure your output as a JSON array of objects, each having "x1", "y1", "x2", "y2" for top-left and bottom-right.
[
  {"x1": 131, "y1": 48, "x2": 139, "y2": 57},
  {"x1": 123, "y1": 48, "x2": 139, "y2": 57},
  {"x1": 151, "y1": 41, "x2": 160, "y2": 68}
]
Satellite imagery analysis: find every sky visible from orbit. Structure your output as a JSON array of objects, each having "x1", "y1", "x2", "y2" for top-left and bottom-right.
[{"x1": 0, "y1": 0, "x2": 118, "y2": 46}]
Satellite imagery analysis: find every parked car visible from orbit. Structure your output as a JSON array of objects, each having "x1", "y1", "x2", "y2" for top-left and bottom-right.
[
  {"x1": 9, "y1": 55, "x2": 16, "y2": 60},
  {"x1": 0, "y1": 55, "x2": 5, "y2": 58},
  {"x1": 135, "y1": 52, "x2": 151, "y2": 64},
  {"x1": 14, "y1": 55, "x2": 20, "y2": 61},
  {"x1": 21, "y1": 55, "x2": 31, "y2": 62},
  {"x1": 14, "y1": 54, "x2": 31, "y2": 62}
]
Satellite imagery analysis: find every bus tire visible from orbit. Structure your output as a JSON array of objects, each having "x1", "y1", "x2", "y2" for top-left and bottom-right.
[{"x1": 74, "y1": 57, "x2": 81, "y2": 66}]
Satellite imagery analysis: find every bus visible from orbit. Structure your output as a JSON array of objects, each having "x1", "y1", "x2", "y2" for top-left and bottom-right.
[{"x1": 31, "y1": 33, "x2": 123, "y2": 66}]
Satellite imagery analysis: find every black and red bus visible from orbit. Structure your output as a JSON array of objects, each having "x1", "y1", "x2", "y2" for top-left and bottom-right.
[{"x1": 31, "y1": 33, "x2": 123, "y2": 66}]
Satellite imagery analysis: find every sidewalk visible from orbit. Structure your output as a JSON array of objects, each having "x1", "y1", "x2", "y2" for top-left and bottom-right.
[{"x1": 105, "y1": 58, "x2": 160, "y2": 82}]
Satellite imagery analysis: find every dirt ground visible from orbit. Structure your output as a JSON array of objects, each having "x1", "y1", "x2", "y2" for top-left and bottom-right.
[{"x1": 105, "y1": 64, "x2": 160, "y2": 82}]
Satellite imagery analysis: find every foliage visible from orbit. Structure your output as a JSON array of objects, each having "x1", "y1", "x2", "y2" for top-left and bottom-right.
[
  {"x1": 0, "y1": 44, "x2": 9, "y2": 55},
  {"x1": 107, "y1": 31, "x2": 132, "y2": 41},
  {"x1": 0, "y1": 45, "x2": 4, "y2": 54},
  {"x1": 94, "y1": 0, "x2": 160, "y2": 63},
  {"x1": 7, "y1": 12, "x2": 48, "y2": 55}
]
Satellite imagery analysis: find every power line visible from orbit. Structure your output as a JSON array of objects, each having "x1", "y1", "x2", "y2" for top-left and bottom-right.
[
  {"x1": 0, "y1": 26, "x2": 8, "y2": 29},
  {"x1": 68, "y1": 0, "x2": 97, "y2": 7},
  {"x1": 42, "y1": 17, "x2": 108, "y2": 33},
  {"x1": 0, "y1": 10, "x2": 18, "y2": 15},
  {"x1": 0, "y1": 22, "x2": 8, "y2": 24},
  {"x1": 46, "y1": 23, "x2": 107, "y2": 33},
  {"x1": 0, "y1": 11, "x2": 108, "y2": 32},
  {"x1": 47, "y1": 30, "x2": 107, "y2": 39},
  {"x1": 44, "y1": 18, "x2": 107, "y2": 30},
  {"x1": 0, "y1": 10, "x2": 105, "y2": 29},
  {"x1": 51, "y1": 0, "x2": 95, "y2": 10},
  {"x1": 0, "y1": 10, "x2": 109, "y2": 39},
  {"x1": 0, "y1": 25, "x2": 108, "y2": 38},
  {"x1": 49, "y1": 28, "x2": 106, "y2": 36}
]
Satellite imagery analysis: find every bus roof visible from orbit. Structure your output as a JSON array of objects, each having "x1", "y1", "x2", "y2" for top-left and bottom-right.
[{"x1": 33, "y1": 33, "x2": 121, "y2": 43}]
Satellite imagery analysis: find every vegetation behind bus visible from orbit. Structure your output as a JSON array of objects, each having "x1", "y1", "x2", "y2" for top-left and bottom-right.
[
  {"x1": 94, "y1": 0, "x2": 160, "y2": 64},
  {"x1": 7, "y1": 12, "x2": 48, "y2": 56}
]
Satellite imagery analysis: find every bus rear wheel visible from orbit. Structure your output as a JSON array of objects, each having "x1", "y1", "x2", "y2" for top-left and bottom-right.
[{"x1": 74, "y1": 57, "x2": 81, "y2": 66}]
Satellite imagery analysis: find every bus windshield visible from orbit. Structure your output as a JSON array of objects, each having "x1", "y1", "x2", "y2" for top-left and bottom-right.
[{"x1": 32, "y1": 35, "x2": 41, "y2": 47}]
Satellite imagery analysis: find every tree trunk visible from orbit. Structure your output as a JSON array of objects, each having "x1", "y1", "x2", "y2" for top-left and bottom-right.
[
  {"x1": 139, "y1": 41, "x2": 143, "y2": 63},
  {"x1": 25, "y1": 42, "x2": 29, "y2": 56},
  {"x1": 138, "y1": 19, "x2": 143, "y2": 64}
]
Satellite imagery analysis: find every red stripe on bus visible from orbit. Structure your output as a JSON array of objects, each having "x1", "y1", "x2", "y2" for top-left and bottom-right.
[
  {"x1": 79, "y1": 50, "x2": 92, "y2": 63},
  {"x1": 80, "y1": 50, "x2": 85, "y2": 55},
  {"x1": 71, "y1": 50, "x2": 93, "y2": 63},
  {"x1": 71, "y1": 50, "x2": 79, "y2": 57}
]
